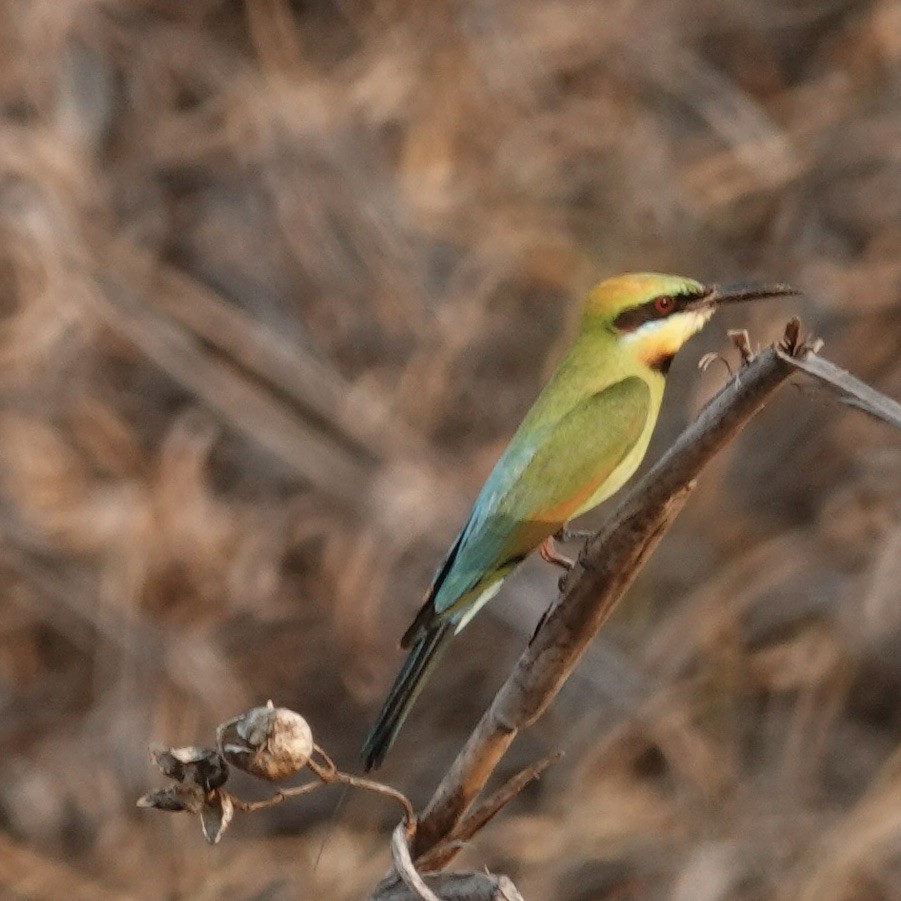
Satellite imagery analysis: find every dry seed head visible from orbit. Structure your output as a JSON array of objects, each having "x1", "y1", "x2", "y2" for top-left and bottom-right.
[{"x1": 217, "y1": 704, "x2": 313, "y2": 781}]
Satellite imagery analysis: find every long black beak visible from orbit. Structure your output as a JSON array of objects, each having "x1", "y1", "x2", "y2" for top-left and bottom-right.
[{"x1": 693, "y1": 282, "x2": 801, "y2": 308}]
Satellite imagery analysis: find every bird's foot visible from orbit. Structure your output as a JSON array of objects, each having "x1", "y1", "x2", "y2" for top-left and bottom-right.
[
  {"x1": 540, "y1": 527, "x2": 594, "y2": 572},
  {"x1": 539, "y1": 535, "x2": 574, "y2": 570}
]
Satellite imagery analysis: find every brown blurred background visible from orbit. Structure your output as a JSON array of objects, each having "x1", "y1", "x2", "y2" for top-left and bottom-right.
[{"x1": 0, "y1": 1, "x2": 899, "y2": 898}]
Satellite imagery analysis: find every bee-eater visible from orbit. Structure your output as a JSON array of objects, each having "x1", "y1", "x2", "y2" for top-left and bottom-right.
[{"x1": 362, "y1": 272, "x2": 797, "y2": 770}]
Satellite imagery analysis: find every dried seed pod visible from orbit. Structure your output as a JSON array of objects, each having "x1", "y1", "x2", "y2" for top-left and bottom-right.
[
  {"x1": 151, "y1": 745, "x2": 229, "y2": 792},
  {"x1": 200, "y1": 790, "x2": 234, "y2": 845},
  {"x1": 137, "y1": 783, "x2": 205, "y2": 815},
  {"x1": 217, "y1": 704, "x2": 313, "y2": 781}
]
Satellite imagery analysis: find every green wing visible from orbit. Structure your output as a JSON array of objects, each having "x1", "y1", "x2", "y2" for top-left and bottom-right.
[
  {"x1": 495, "y1": 375, "x2": 651, "y2": 525},
  {"x1": 432, "y1": 375, "x2": 652, "y2": 617}
]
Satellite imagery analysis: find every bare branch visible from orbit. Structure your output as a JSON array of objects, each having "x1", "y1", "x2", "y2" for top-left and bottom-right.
[
  {"x1": 776, "y1": 349, "x2": 901, "y2": 429},
  {"x1": 412, "y1": 320, "x2": 816, "y2": 858}
]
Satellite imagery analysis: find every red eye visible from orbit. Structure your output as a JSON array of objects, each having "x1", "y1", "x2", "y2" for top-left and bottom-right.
[{"x1": 654, "y1": 295, "x2": 674, "y2": 315}]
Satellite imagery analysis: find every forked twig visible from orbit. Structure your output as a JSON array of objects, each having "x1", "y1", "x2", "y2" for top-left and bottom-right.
[{"x1": 416, "y1": 752, "x2": 562, "y2": 872}]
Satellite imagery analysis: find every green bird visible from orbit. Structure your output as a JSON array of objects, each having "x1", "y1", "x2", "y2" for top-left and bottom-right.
[{"x1": 363, "y1": 272, "x2": 797, "y2": 769}]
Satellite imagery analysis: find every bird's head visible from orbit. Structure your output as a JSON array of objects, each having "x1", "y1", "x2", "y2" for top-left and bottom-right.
[{"x1": 583, "y1": 272, "x2": 799, "y2": 373}]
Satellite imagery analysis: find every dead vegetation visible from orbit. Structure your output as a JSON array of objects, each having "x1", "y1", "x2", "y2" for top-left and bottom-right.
[{"x1": 0, "y1": 1, "x2": 899, "y2": 898}]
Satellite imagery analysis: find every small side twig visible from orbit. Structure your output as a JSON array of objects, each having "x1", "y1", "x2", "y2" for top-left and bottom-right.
[
  {"x1": 417, "y1": 752, "x2": 562, "y2": 872},
  {"x1": 326, "y1": 772, "x2": 416, "y2": 829},
  {"x1": 230, "y1": 779, "x2": 321, "y2": 813}
]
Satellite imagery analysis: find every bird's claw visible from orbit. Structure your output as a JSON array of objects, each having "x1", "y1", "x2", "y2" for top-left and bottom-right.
[
  {"x1": 540, "y1": 528, "x2": 594, "y2": 570},
  {"x1": 539, "y1": 535, "x2": 574, "y2": 570}
]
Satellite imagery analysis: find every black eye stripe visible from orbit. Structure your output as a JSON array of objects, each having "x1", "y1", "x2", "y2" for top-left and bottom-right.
[{"x1": 613, "y1": 294, "x2": 694, "y2": 332}]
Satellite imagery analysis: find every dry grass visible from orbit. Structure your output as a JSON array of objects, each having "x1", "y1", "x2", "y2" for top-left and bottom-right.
[{"x1": 0, "y1": 1, "x2": 898, "y2": 898}]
